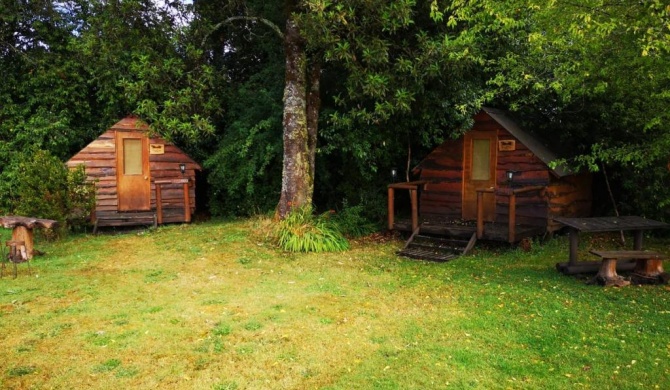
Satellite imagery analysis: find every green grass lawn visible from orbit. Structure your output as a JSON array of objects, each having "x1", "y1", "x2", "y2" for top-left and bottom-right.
[{"x1": 1, "y1": 219, "x2": 669, "y2": 389}]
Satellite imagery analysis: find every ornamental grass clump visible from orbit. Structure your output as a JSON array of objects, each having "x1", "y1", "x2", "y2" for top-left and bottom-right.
[{"x1": 274, "y1": 206, "x2": 349, "y2": 252}]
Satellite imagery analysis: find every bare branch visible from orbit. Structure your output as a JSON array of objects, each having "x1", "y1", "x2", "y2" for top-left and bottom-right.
[{"x1": 202, "y1": 16, "x2": 284, "y2": 47}]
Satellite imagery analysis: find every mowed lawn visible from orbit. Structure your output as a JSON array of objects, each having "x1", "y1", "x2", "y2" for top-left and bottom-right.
[{"x1": 1, "y1": 219, "x2": 670, "y2": 389}]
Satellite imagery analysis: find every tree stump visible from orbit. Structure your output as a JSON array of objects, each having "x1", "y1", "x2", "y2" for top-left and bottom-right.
[
  {"x1": 11, "y1": 225, "x2": 32, "y2": 261},
  {"x1": 631, "y1": 258, "x2": 670, "y2": 285},
  {"x1": 0, "y1": 216, "x2": 58, "y2": 261},
  {"x1": 588, "y1": 259, "x2": 631, "y2": 287}
]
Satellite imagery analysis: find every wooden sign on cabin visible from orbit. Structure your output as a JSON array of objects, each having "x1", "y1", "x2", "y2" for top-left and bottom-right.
[
  {"x1": 498, "y1": 140, "x2": 516, "y2": 151},
  {"x1": 150, "y1": 144, "x2": 165, "y2": 155}
]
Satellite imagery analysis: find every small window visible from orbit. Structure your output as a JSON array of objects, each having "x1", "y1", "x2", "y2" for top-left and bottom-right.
[
  {"x1": 123, "y1": 139, "x2": 143, "y2": 175},
  {"x1": 472, "y1": 139, "x2": 490, "y2": 180}
]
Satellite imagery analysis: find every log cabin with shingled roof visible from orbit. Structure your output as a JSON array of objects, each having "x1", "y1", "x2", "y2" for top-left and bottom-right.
[
  {"x1": 66, "y1": 116, "x2": 202, "y2": 232},
  {"x1": 389, "y1": 107, "x2": 593, "y2": 261}
]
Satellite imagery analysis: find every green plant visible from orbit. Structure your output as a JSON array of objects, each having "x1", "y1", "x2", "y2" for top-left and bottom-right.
[
  {"x1": 13, "y1": 150, "x2": 69, "y2": 234},
  {"x1": 331, "y1": 199, "x2": 378, "y2": 238},
  {"x1": 273, "y1": 206, "x2": 349, "y2": 252},
  {"x1": 1, "y1": 150, "x2": 96, "y2": 235},
  {"x1": 65, "y1": 164, "x2": 96, "y2": 231}
]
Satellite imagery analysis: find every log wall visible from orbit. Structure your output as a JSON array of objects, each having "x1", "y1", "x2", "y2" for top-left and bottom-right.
[
  {"x1": 67, "y1": 127, "x2": 199, "y2": 224},
  {"x1": 417, "y1": 137, "x2": 464, "y2": 219}
]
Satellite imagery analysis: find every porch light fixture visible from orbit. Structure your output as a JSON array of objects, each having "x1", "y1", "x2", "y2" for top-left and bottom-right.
[
  {"x1": 391, "y1": 167, "x2": 398, "y2": 182},
  {"x1": 506, "y1": 170, "x2": 516, "y2": 184},
  {"x1": 179, "y1": 163, "x2": 186, "y2": 175}
]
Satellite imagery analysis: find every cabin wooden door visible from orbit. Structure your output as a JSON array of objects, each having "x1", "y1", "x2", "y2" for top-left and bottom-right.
[
  {"x1": 116, "y1": 131, "x2": 151, "y2": 211},
  {"x1": 462, "y1": 131, "x2": 497, "y2": 221}
]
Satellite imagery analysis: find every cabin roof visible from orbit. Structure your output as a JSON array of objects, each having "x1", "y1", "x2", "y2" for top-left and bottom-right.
[
  {"x1": 67, "y1": 116, "x2": 202, "y2": 170},
  {"x1": 481, "y1": 107, "x2": 571, "y2": 177}
]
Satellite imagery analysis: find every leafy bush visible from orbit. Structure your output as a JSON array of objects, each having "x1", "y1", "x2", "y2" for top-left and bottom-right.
[
  {"x1": 13, "y1": 150, "x2": 69, "y2": 227},
  {"x1": 273, "y1": 206, "x2": 349, "y2": 252},
  {"x1": 1, "y1": 149, "x2": 96, "y2": 235},
  {"x1": 65, "y1": 164, "x2": 97, "y2": 230},
  {"x1": 330, "y1": 199, "x2": 379, "y2": 238}
]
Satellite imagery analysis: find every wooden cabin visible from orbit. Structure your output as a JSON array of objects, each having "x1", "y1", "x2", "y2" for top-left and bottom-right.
[
  {"x1": 389, "y1": 107, "x2": 592, "y2": 245},
  {"x1": 67, "y1": 116, "x2": 202, "y2": 232}
]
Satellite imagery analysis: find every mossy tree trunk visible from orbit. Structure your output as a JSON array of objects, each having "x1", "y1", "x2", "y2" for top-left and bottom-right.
[{"x1": 277, "y1": 16, "x2": 320, "y2": 219}]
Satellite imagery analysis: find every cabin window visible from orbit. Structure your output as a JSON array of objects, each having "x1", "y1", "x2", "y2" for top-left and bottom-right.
[
  {"x1": 123, "y1": 138, "x2": 143, "y2": 175},
  {"x1": 472, "y1": 139, "x2": 490, "y2": 180}
]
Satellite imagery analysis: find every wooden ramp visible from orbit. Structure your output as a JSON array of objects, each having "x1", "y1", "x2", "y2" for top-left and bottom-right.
[{"x1": 398, "y1": 226, "x2": 477, "y2": 262}]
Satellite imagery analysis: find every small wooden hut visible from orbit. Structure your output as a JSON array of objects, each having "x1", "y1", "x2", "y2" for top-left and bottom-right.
[
  {"x1": 389, "y1": 107, "x2": 592, "y2": 247},
  {"x1": 67, "y1": 116, "x2": 201, "y2": 232}
]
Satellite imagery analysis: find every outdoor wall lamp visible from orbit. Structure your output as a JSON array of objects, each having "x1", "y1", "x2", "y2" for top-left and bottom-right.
[
  {"x1": 179, "y1": 163, "x2": 186, "y2": 175},
  {"x1": 506, "y1": 170, "x2": 516, "y2": 185},
  {"x1": 391, "y1": 167, "x2": 398, "y2": 182}
]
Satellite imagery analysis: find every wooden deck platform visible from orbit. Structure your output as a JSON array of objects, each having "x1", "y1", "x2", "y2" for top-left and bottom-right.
[
  {"x1": 393, "y1": 218, "x2": 545, "y2": 243},
  {"x1": 93, "y1": 211, "x2": 157, "y2": 234}
]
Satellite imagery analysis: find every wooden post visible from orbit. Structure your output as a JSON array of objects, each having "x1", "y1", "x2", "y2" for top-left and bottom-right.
[
  {"x1": 568, "y1": 228, "x2": 579, "y2": 265},
  {"x1": 476, "y1": 191, "x2": 484, "y2": 239},
  {"x1": 633, "y1": 230, "x2": 643, "y2": 250},
  {"x1": 508, "y1": 193, "x2": 516, "y2": 243},
  {"x1": 156, "y1": 184, "x2": 163, "y2": 225},
  {"x1": 387, "y1": 187, "x2": 395, "y2": 230},
  {"x1": 410, "y1": 188, "x2": 418, "y2": 232},
  {"x1": 183, "y1": 182, "x2": 191, "y2": 223}
]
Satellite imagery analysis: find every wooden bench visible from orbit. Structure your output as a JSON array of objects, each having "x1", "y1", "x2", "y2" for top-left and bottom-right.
[{"x1": 589, "y1": 250, "x2": 667, "y2": 286}]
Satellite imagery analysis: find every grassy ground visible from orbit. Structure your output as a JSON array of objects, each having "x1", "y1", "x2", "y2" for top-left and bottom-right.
[{"x1": 1, "y1": 219, "x2": 669, "y2": 389}]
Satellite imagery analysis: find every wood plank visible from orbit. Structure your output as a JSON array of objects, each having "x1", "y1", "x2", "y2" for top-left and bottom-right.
[{"x1": 590, "y1": 250, "x2": 663, "y2": 260}]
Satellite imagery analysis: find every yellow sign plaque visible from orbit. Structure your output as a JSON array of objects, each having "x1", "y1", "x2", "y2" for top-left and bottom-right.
[
  {"x1": 149, "y1": 144, "x2": 165, "y2": 155},
  {"x1": 498, "y1": 140, "x2": 516, "y2": 151}
]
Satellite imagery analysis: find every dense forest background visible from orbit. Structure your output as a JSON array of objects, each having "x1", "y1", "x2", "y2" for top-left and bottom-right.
[{"x1": 1, "y1": 0, "x2": 669, "y2": 226}]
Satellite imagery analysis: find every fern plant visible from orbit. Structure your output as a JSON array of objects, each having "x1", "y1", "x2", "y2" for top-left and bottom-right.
[{"x1": 273, "y1": 206, "x2": 349, "y2": 252}]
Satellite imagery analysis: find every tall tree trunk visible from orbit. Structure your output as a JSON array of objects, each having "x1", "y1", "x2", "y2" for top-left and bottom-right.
[
  {"x1": 277, "y1": 16, "x2": 311, "y2": 219},
  {"x1": 306, "y1": 59, "x2": 321, "y2": 181}
]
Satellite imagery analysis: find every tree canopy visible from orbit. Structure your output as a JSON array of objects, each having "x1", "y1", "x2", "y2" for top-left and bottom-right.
[{"x1": 1, "y1": 0, "x2": 669, "y2": 221}]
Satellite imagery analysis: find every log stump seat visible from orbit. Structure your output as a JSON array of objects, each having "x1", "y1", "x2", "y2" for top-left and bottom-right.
[
  {"x1": 589, "y1": 250, "x2": 667, "y2": 287},
  {"x1": 0, "y1": 216, "x2": 58, "y2": 261}
]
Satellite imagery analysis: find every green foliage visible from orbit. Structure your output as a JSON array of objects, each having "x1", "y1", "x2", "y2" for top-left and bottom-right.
[
  {"x1": 200, "y1": 3, "x2": 286, "y2": 216},
  {"x1": 0, "y1": 150, "x2": 96, "y2": 234},
  {"x1": 301, "y1": 0, "x2": 483, "y2": 156},
  {"x1": 330, "y1": 199, "x2": 378, "y2": 238},
  {"x1": 65, "y1": 165, "x2": 97, "y2": 230},
  {"x1": 13, "y1": 150, "x2": 69, "y2": 226},
  {"x1": 273, "y1": 206, "x2": 349, "y2": 252}
]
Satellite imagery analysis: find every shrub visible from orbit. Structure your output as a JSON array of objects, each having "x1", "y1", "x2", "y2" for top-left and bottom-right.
[
  {"x1": 2, "y1": 150, "x2": 96, "y2": 235},
  {"x1": 273, "y1": 206, "x2": 349, "y2": 252},
  {"x1": 330, "y1": 199, "x2": 378, "y2": 238},
  {"x1": 65, "y1": 164, "x2": 97, "y2": 230}
]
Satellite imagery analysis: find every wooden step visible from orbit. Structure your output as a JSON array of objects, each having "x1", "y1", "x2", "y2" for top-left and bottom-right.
[
  {"x1": 398, "y1": 246, "x2": 458, "y2": 262},
  {"x1": 412, "y1": 235, "x2": 470, "y2": 247},
  {"x1": 398, "y1": 230, "x2": 477, "y2": 262}
]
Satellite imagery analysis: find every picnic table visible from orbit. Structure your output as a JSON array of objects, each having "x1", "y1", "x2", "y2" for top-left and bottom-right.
[
  {"x1": 0, "y1": 215, "x2": 58, "y2": 261},
  {"x1": 553, "y1": 216, "x2": 669, "y2": 285}
]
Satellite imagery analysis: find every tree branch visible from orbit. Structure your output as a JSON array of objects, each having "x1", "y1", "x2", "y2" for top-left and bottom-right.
[{"x1": 202, "y1": 16, "x2": 284, "y2": 47}]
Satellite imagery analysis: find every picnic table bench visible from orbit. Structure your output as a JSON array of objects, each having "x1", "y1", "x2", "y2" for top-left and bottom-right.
[
  {"x1": 553, "y1": 216, "x2": 670, "y2": 276},
  {"x1": 589, "y1": 250, "x2": 667, "y2": 287}
]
